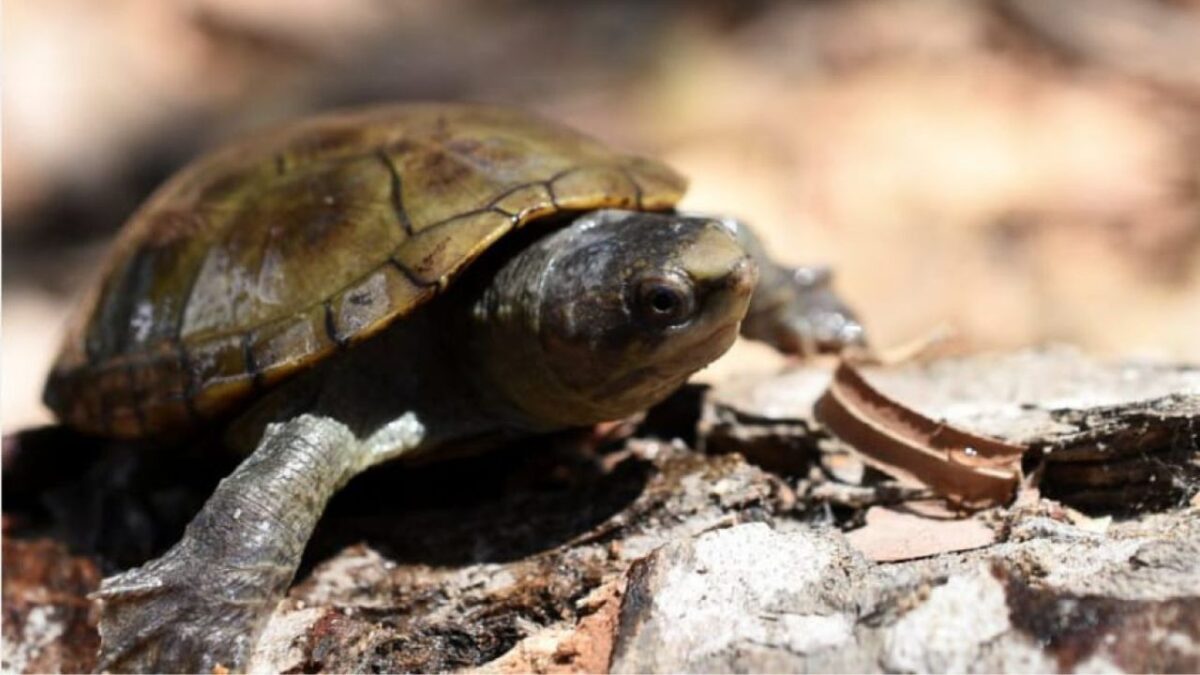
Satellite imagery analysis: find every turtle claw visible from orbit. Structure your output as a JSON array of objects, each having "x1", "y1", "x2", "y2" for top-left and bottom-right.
[{"x1": 93, "y1": 544, "x2": 283, "y2": 674}]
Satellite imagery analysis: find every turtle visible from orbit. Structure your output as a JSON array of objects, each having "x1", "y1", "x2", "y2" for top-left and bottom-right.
[{"x1": 42, "y1": 102, "x2": 864, "y2": 673}]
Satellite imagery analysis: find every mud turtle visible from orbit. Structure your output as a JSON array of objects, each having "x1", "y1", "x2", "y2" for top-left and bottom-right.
[{"x1": 43, "y1": 103, "x2": 863, "y2": 672}]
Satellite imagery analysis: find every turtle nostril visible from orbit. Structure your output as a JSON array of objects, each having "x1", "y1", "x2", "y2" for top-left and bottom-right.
[{"x1": 726, "y1": 256, "x2": 758, "y2": 294}]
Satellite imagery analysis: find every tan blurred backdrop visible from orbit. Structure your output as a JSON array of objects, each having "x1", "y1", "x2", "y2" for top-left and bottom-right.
[{"x1": 5, "y1": 0, "x2": 1200, "y2": 430}]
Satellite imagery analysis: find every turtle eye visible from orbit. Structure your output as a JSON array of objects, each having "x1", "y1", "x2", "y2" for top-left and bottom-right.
[{"x1": 632, "y1": 273, "x2": 695, "y2": 328}]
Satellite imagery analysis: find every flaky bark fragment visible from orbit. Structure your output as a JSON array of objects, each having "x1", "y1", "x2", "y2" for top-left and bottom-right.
[
  {"x1": 815, "y1": 362, "x2": 1026, "y2": 509},
  {"x1": 1, "y1": 538, "x2": 101, "y2": 673}
]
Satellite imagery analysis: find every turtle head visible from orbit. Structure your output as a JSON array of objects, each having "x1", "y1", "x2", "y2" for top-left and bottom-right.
[{"x1": 465, "y1": 210, "x2": 756, "y2": 429}]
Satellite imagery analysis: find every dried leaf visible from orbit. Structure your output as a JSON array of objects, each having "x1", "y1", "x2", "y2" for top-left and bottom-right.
[
  {"x1": 814, "y1": 362, "x2": 1026, "y2": 509},
  {"x1": 845, "y1": 506, "x2": 997, "y2": 562}
]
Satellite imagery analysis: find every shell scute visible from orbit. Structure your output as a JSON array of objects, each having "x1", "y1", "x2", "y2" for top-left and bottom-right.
[
  {"x1": 490, "y1": 183, "x2": 556, "y2": 221},
  {"x1": 392, "y1": 210, "x2": 513, "y2": 286},
  {"x1": 549, "y1": 166, "x2": 642, "y2": 211},
  {"x1": 328, "y1": 263, "x2": 434, "y2": 344},
  {"x1": 185, "y1": 334, "x2": 255, "y2": 418},
  {"x1": 247, "y1": 304, "x2": 332, "y2": 387}
]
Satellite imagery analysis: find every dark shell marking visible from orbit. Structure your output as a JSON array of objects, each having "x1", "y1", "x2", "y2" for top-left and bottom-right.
[{"x1": 45, "y1": 103, "x2": 686, "y2": 438}]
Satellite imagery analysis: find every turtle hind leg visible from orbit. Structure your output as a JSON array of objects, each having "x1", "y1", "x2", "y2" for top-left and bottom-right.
[{"x1": 92, "y1": 414, "x2": 361, "y2": 674}]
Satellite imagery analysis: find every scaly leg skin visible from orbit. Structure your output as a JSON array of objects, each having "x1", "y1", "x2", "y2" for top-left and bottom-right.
[
  {"x1": 720, "y1": 217, "x2": 867, "y2": 355},
  {"x1": 92, "y1": 414, "x2": 363, "y2": 674}
]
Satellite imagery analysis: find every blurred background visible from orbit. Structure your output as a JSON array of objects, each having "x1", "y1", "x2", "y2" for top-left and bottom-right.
[{"x1": 4, "y1": 0, "x2": 1200, "y2": 430}]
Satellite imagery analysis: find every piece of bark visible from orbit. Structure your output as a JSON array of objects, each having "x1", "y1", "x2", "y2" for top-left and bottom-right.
[
  {"x1": 815, "y1": 362, "x2": 1026, "y2": 508},
  {"x1": 709, "y1": 345, "x2": 1200, "y2": 513},
  {"x1": 699, "y1": 369, "x2": 829, "y2": 475},
  {"x1": 610, "y1": 522, "x2": 869, "y2": 673},
  {"x1": 1, "y1": 539, "x2": 101, "y2": 674},
  {"x1": 860, "y1": 349, "x2": 1200, "y2": 512}
]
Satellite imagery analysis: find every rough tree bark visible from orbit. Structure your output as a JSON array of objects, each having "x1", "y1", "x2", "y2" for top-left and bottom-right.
[{"x1": 3, "y1": 346, "x2": 1198, "y2": 673}]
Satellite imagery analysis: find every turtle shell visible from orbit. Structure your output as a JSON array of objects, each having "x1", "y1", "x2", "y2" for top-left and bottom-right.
[{"x1": 44, "y1": 103, "x2": 686, "y2": 439}]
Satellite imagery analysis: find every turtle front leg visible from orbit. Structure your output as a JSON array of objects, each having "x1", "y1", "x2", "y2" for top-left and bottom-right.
[
  {"x1": 93, "y1": 414, "x2": 363, "y2": 674},
  {"x1": 718, "y1": 217, "x2": 867, "y2": 355}
]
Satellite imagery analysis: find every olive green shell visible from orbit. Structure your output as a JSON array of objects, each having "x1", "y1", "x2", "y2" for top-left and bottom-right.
[{"x1": 45, "y1": 103, "x2": 686, "y2": 439}]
